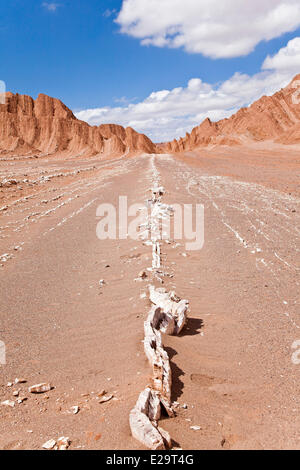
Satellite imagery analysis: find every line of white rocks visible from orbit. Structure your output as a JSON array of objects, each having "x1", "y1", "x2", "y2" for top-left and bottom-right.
[{"x1": 129, "y1": 156, "x2": 189, "y2": 450}]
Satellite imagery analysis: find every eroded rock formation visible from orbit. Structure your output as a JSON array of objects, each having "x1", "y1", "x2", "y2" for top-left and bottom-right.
[
  {"x1": 163, "y1": 74, "x2": 300, "y2": 152},
  {"x1": 129, "y1": 157, "x2": 189, "y2": 450},
  {"x1": 0, "y1": 93, "x2": 157, "y2": 157}
]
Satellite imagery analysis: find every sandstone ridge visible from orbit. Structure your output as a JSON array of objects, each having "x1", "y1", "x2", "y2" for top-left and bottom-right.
[
  {"x1": 0, "y1": 92, "x2": 157, "y2": 157},
  {"x1": 162, "y1": 74, "x2": 300, "y2": 152}
]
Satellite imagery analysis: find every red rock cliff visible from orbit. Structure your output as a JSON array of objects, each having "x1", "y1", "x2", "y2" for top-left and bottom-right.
[
  {"x1": 0, "y1": 92, "x2": 157, "y2": 157},
  {"x1": 163, "y1": 74, "x2": 300, "y2": 152}
]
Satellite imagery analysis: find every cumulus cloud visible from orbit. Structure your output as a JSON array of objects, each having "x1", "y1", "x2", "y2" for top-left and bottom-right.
[
  {"x1": 42, "y1": 2, "x2": 60, "y2": 12},
  {"x1": 115, "y1": 0, "x2": 300, "y2": 59},
  {"x1": 75, "y1": 39, "x2": 300, "y2": 142},
  {"x1": 263, "y1": 37, "x2": 300, "y2": 71}
]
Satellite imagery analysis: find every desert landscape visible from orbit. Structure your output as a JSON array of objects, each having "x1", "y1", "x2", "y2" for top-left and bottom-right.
[
  {"x1": 0, "y1": 70, "x2": 299, "y2": 450},
  {"x1": 2, "y1": 0, "x2": 300, "y2": 455}
]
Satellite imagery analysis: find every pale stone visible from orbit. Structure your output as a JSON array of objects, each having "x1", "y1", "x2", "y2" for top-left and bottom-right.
[
  {"x1": 157, "y1": 426, "x2": 172, "y2": 449},
  {"x1": 15, "y1": 378, "x2": 27, "y2": 384},
  {"x1": 129, "y1": 408, "x2": 165, "y2": 450},
  {"x1": 17, "y1": 397, "x2": 27, "y2": 404},
  {"x1": 42, "y1": 439, "x2": 56, "y2": 450},
  {"x1": 1, "y1": 400, "x2": 15, "y2": 408},
  {"x1": 57, "y1": 437, "x2": 70, "y2": 450},
  {"x1": 71, "y1": 406, "x2": 79, "y2": 414},
  {"x1": 99, "y1": 394, "x2": 113, "y2": 404},
  {"x1": 28, "y1": 383, "x2": 52, "y2": 394}
]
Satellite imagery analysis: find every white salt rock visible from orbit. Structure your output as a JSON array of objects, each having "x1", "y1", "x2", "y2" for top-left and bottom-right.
[
  {"x1": 42, "y1": 439, "x2": 56, "y2": 450},
  {"x1": 15, "y1": 378, "x2": 27, "y2": 384},
  {"x1": 1, "y1": 400, "x2": 15, "y2": 408},
  {"x1": 28, "y1": 383, "x2": 52, "y2": 394},
  {"x1": 71, "y1": 406, "x2": 79, "y2": 414}
]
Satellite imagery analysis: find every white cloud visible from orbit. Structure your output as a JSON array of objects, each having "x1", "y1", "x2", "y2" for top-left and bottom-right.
[
  {"x1": 42, "y1": 2, "x2": 60, "y2": 12},
  {"x1": 75, "y1": 38, "x2": 300, "y2": 142},
  {"x1": 263, "y1": 37, "x2": 300, "y2": 71},
  {"x1": 115, "y1": 0, "x2": 300, "y2": 59}
]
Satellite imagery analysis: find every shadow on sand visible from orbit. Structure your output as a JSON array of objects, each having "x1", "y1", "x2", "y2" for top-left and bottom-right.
[{"x1": 166, "y1": 317, "x2": 204, "y2": 402}]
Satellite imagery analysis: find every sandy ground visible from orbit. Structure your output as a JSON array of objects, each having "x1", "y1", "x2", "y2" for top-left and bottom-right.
[{"x1": 0, "y1": 147, "x2": 299, "y2": 450}]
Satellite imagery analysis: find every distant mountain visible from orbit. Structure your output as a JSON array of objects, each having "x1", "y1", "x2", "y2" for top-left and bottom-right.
[
  {"x1": 162, "y1": 74, "x2": 300, "y2": 152},
  {"x1": 0, "y1": 92, "x2": 157, "y2": 157}
]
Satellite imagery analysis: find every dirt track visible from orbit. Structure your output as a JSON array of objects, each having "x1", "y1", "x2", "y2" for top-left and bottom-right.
[{"x1": 0, "y1": 149, "x2": 299, "y2": 449}]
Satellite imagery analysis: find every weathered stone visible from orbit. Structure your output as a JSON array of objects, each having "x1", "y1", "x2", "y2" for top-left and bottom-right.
[
  {"x1": 129, "y1": 408, "x2": 165, "y2": 450},
  {"x1": 149, "y1": 286, "x2": 188, "y2": 335},
  {"x1": 157, "y1": 426, "x2": 172, "y2": 449},
  {"x1": 17, "y1": 397, "x2": 27, "y2": 404},
  {"x1": 130, "y1": 162, "x2": 190, "y2": 450},
  {"x1": 15, "y1": 378, "x2": 27, "y2": 384},
  {"x1": 28, "y1": 383, "x2": 52, "y2": 394},
  {"x1": 1, "y1": 400, "x2": 15, "y2": 408},
  {"x1": 99, "y1": 394, "x2": 113, "y2": 404},
  {"x1": 190, "y1": 425, "x2": 201, "y2": 431},
  {"x1": 57, "y1": 437, "x2": 70, "y2": 450},
  {"x1": 42, "y1": 439, "x2": 56, "y2": 450}
]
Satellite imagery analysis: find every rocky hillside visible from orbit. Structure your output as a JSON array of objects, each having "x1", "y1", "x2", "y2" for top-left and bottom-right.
[
  {"x1": 163, "y1": 74, "x2": 300, "y2": 152},
  {"x1": 0, "y1": 92, "x2": 157, "y2": 157}
]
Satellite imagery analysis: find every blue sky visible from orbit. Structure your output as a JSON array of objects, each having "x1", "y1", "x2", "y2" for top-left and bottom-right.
[{"x1": 1, "y1": 1, "x2": 300, "y2": 141}]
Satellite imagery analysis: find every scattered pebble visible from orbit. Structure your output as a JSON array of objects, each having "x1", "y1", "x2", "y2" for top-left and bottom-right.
[
  {"x1": 99, "y1": 394, "x2": 113, "y2": 404},
  {"x1": 42, "y1": 439, "x2": 56, "y2": 450},
  {"x1": 57, "y1": 436, "x2": 71, "y2": 450},
  {"x1": 190, "y1": 425, "x2": 201, "y2": 431},
  {"x1": 1, "y1": 400, "x2": 15, "y2": 408},
  {"x1": 15, "y1": 378, "x2": 27, "y2": 384},
  {"x1": 17, "y1": 397, "x2": 27, "y2": 404},
  {"x1": 28, "y1": 383, "x2": 52, "y2": 394}
]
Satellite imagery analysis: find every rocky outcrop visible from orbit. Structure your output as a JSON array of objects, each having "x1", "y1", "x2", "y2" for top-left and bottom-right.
[
  {"x1": 129, "y1": 157, "x2": 189, "y2": 450},
  {"x1": 164, "y1": 74, "x2": 300, "y2": 152},
  {"x1": 0, "y1": 92, "x2": 157, "y2": 157}
]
